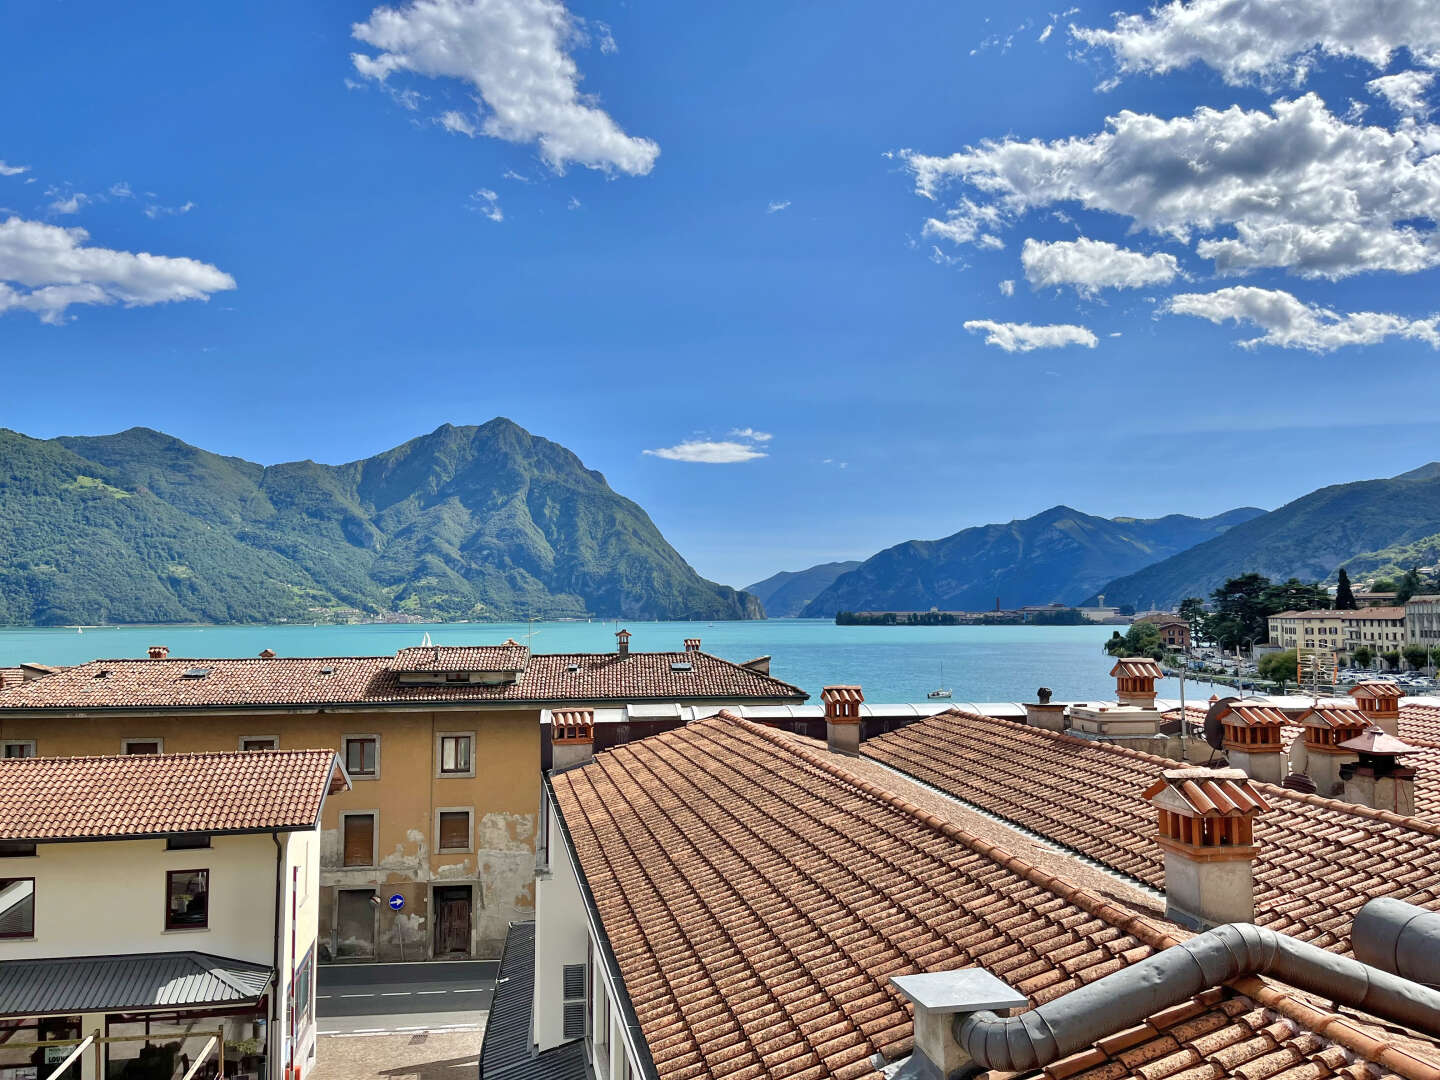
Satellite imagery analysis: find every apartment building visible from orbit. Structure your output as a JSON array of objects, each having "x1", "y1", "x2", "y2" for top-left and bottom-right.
[
  {"x1": 1406, "y1": 595, "x2": 1440, "y2": 646},
  {"x1": 0, "y1": 750, "x2": 345, "y2": 1080},
  {"x1": 1266, "y1": 607, "x2": 1407, "y2": 658},
  {"x1": 1266, "y1": 609, "x2": 1344, "y2": 652},
  {"x1": 0, "y1": 635, "x2": 806, "y2": 962}
]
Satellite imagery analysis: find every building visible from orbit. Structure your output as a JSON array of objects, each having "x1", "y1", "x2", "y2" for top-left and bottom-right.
[
  {"x1": 1132, "y1": 613, "x2": 1191, "y2": 649},
  {"x1": 0, "y1": 749, "x2": 347, "y2": 1080},
  {"x1": 531, "y1": 710, "x2": 1440, "y2": 1080},
  {"x1": 0, "y1": 635, "x2": 807, "y2": 962},
  {"x1": 1339, "y1": 606, "x2": 1408, "y2": 655},
  {"x1": 1266, "y1": 609, "x2": 1344, "y2": 652},
  {"x1": 1406, "y1": 595, "x2": 1440, "y2": 648},
  {"x1": 1354, "y1": 590, "x2": 1399, "y2": 608}
]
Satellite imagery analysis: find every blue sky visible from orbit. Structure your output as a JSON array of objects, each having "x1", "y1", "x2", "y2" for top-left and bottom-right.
[{"x1": 3, "y1": 0, "x2": 1440, "y2": 588}]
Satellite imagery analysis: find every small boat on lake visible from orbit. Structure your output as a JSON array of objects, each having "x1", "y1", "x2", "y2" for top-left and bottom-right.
[{"x1": 927, "y1": 662, "x2": 952, "y2": 699}]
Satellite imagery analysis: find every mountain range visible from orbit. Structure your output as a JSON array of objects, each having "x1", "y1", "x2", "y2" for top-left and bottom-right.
[
  {"x1": 798, "y1": 506, "x2": 1266, "y2": 617},
  {"x1": 0, "y1": 419, "x2": 761, "y2": 625},
  {"x1": 744, "y1": 562, "x2": 863, "y2": 618}
]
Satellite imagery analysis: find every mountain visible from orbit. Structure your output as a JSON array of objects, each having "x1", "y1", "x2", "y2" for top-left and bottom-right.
[
  {"x1": 800, "y1": 505, "x2": 1263, "y2": 617},
  {"x1": 0, "y1": 419, "x2": 763, "y2": 625},
  {"x1": 1094, "y1": 464, "x2": 1440, "y2": 609},
  {"x1": 745, "y1": 561, "x2": 863, "y2": 617},
  {"x1": 1333, "y1": 533, "x2": 1440, "y2": 583}
]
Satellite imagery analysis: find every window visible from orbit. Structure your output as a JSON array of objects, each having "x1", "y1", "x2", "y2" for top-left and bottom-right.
[
  {"x1": 342, "y1": 813, "x2": 376, "y2": 868},
  {"x1": 1, "y1": 741, "x2": 35, "y2": 759},
  {"x1": 562, "y1": 963, "x2": 587, "y2": 1040},
  {"x1": 437, "y1": 809, "x2": 472, "y2": 853},
  {"x1": 293, "y1": 945, "x2": 316, "y2": 1030},
  {"x1": 123, "y1": 738, "x2": 162, "y2": 755},
  {"x1": 0, "y1": 840, "x2": 36, "y2": 858},
  {"x1": 0, "y1": 877, "x2": 34, "y2": 937},
  {"x1": 167, "y1": 834, "x2": 211, "y2": 850},
  {"x1": 437, "y1": 733, "x2": 473, "y2": 777},
  {"x1": 239, "y1": 736, "x2": 279, "y2": 751},
  {"x1": 165, "y1": 869, "x2": 208, "y2": 930},
  {"x1": 343, "y1": 736, "x2": 379, "y2": 779},
  {"x1": 444, "y1": 671, "x2": 470, "y2": 683}
]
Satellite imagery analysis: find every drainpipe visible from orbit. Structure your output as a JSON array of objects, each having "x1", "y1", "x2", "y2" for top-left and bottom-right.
[
  {"x1": 271, "y1": 832, "x2": 284, "y2": 1080},
  {"x1": 1352, "y1": 897, "x2": 1440, "y2": 987}
]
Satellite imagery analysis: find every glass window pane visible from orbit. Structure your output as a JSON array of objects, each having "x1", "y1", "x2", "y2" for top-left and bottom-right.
[
  {"x1": 166, "y1": 870, "x2": 208, "y2": 929},
  {"x1": 0, "y1": 878, "x2": 34, "y2": 937}
]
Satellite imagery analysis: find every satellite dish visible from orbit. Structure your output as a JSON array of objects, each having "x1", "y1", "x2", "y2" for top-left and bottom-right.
[{"x1": 1204, "y1": 695, "x2": 1240, "y2": 752}]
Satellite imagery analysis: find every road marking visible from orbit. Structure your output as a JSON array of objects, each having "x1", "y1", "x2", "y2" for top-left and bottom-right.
[
  {"x1": 380, "y1": 991, "x2": 412, "y2": 997},
  {"x1": 452, "y1": 988, "x2": 485, "y2": 994},
  {"x1": 339, "y1": 993, "x2": 376, "y2": 998},
  {"x1": 416, "y1": 990, "x2": 447, "y2": 995}
]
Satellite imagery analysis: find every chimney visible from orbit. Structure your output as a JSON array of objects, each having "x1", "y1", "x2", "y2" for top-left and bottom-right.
[
  {"x1": 890, "y1": 970, "x2": 1028, "y2": 1079},
  {"x1": 147, "y1": 645, "x2": 169, "y2": 660},
  {"x1": 1216, "y1": 703, "x2": 1287, "y2": 784},
  {"x1": 684, "y1": 638, "x2": 701, "y2": 653},
  {"x1": 1339, "y1": 728, "x2": 1417, "y2": 816},
  {"x1": 822, "y1": 685, "x2": 864, "y2": 756},
  {"x1": 1349, "y1": 681, "x2": 1403, "y2": 736},
  {"x1": 739, "y1": 655, "x2": 771, "y2": 676},
  {"x1": 615, "y1": 629, "x2": 631, "y2": 657},
  {"x1": 1111, "y1": 657, "x2": 1161, "y2": 708},
  {"x1": 550, "y1": 709, "x2": 596, "y2": 771},
  {"x1": 1143, "y1": 767, "x2": 1269, "y2": 930},
  {"x1": 1024, "y1": 686, "x2": 1067, "y2": 731},
  {"x1": 258, "y1": 648, "x2": 277, "y2": 659},
  {"x1": 1295, "y1": 704, "x2": 1368, "y2": 796}
]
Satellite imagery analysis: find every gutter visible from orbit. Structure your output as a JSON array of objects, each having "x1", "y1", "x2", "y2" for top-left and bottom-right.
[{"x1": 543, "y1": 773, "x2": 659, "y2": 1080}]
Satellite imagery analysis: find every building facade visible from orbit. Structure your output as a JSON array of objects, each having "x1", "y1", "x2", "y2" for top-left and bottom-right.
[
  {"x1": 1132, "y1": 614, "x2": 1191, "y2": 649},
  {"x1": 0, "y1": 638, "x2": 807, "y2": 962},
  {"x1": 1406, "y1": 595, "x2": 1440, "y2": 648}
]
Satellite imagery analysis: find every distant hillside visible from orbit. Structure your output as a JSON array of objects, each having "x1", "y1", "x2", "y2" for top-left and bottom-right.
[
  {"x1": 0, "y1": 420, "x2": 763, "y2": 625},
  {"x1": 1094, "y1": 464, "x2": 1440, "y2": 609},
  {"x1": 745, "y1": 561, "x2": 862, "y2": 617},
  {"x1": 801, "y1": 505, "x2": 1263, "y2": 617},
  {"x1": 1335, "y1": 533, "x2": 1440, "y2": 582}
]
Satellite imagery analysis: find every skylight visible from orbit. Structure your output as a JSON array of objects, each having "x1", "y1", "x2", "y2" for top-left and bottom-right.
[
  {"x1": 182, "y1": 667, "x2": 210, "y2": 679},
  {"x1": 671, "y1": 662, "x2": 693, "y2": 672}
]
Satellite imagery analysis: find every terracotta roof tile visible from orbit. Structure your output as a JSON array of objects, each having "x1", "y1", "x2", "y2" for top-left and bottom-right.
[
  {"x1": 0, "y1": 749, "x2": 343, "y2": 839},
  {"x1": 391, "y1": 644, "x2": 530, "y2": 672},
  {"x1": 1400, "y1": 705, "x2": 1440, "y2": 747},
  {"x1": 1112, "y1": 658, "x2": 1164, "y2": 680}
]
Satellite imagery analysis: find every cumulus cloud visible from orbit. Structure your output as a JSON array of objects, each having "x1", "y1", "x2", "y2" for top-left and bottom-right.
[
  {"x1": 468, "y1": 188, "x2": 503, "y2": 221},
  {"x1": 47, "y1": 191, "x2": 88, "y2": 215},
  {"x1": 1368, "y1": 71, "x2": 1437, "y2": 117},
  {"x1": 0, "y1": 161, "x2": 29, "y2": 177},
  {"x1": 902, "y1": 94, "x2": 1440, "y2": 280},
  {"x1": 438, "y1": 109, "x2": 478, "y2": 136},
  {"x1": 729, "y1": 428, "x2": 772, "y2": 442},
  {"x1": 1022, "y1": 237, "x2": 1180, "y2": 295},
  {"x1": 766, "y1": 200, "x2": 791, "y2": 214},
  {"x1": 351, "y1": 0, "x2": 659, "y2": 175},
  {"x1": 643, "y1": 440, "x2": 768, "y2": 464},
  {"x1": 0, "y1": 216, "x2": 235, "y2": 325},
  {"x1": 999, "y1": 279, "x2": 1015, "y2": 296},
  {"x1": 962, "y1": 319, "x2": 1098, "y2": 352},
  {"x1": 1072, "y1": 0, "x2": 1440, "y2": 86},
  {"x1": 1166, "y1": 286, "x2": 1440, "y2": 351}
]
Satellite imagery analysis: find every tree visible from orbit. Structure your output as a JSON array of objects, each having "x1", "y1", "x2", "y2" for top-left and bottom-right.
[
  {"x1": 1397, "y1": 568, "x2": 1425, "y2": 605},
  {"x1": 1371, "y1": 577, "x2": 1398, "y2": 593},
  {"x1": 1104, "y1": 622, "x2": 1166, "y2": 661},
  {"x1": 1258, "y1": 649, "x2": 1297, "y2": 684},
  {"x1": 1260, "y1": 578, "x2": 1331, "y2": 615},
  {"x1": 1335, "y1": 568, "x2": 1357, "y2": 610},
  {"x1": 1178, "y1": 597, "x2": 1208, "y2": 644},
  {"x1": 1403, "y1": 643, "x2": 1428, "y2": 671},
  {"x1": 1209, "y1": 573, "x2": 1273, "y2": 652},
  {"x1": 1353, "y1": 645, "x2": 1374, "y2": 670},
  {"x1": 1431, "y1": 645, "x2": 1440, "y2": 670},
  {"x1": 1383, "y1": 650, "x2": 1402, "y2": 671}
]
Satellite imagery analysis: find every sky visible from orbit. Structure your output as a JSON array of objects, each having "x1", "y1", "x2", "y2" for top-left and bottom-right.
[{"x1": 3, "y1": 0, "x2": 1440, "y2": 590}]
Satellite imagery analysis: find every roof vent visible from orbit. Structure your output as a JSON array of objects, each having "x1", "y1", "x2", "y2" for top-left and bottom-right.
[
  {"x1": 891, "y1": 969, "x2": 1028, "y2": 1079},
  {"x1": 258, "y1": 648, "x2": 277, "y2": 659},
  {"x1": 566, "y1": 663, "x2": 580, "y2": 673},
  {"x1": 94, "y1": 669, "x2": 110, "y2": 679},
  {"x1": 147, "y1": 645, "x2": 169, "y2": 660},
  {"x1": 319, "y1": 665, "x2": 335, "y2": 676},
  {"x1": 182, "y1": 666, "x2": 211, "y2": 679},
  {"x1": 670, "y1": 661, "x2": 693, "y2": 672}
]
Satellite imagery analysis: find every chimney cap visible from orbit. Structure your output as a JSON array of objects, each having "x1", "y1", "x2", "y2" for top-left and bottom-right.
[
  {"x1": 821, "y1": 685, "x2": 864, "y2": 703},
  {"x1": 1144, "y1": 768, "x2": 1270, "y2": 816},
  {"x1": 1350, "y1": 681, "x2": 1404, "y2": 700},
  {"x1": 890, "y1": 969, "x2": 1027, "y2": 1015},
  {"x1": 615, "y1": 628, "x2": 631, "y2": 639},
  {"x1": 1338, "y1": 727, "x2": 1417, "y2": 756},
  {"x1": 1110, "y1": 657, "x2": 1163, "y2": 680},
  {"x1": 258, "y1": 648, "x2": 277, "y2": 659},
  {"x1": 147, "y1": 645, "x2": 169, "y2": 659}
]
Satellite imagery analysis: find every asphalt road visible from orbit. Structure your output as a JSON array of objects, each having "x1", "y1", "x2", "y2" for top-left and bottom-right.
[{"x1": 317, "y1": 961, "x2": 498, "y2": 1035}]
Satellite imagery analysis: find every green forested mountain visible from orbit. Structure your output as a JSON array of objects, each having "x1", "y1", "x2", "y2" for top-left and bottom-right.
[
  {"x1": 800, "y1": 505, "x2": 1263, "y2": 617},
  {"x1": 744, "y1": 561, "x2": 862, "y2": 617},
  {"x1": 0, "y1": 420, "x2": 763, "y2": 625},
  {"x1": 1094, "y1": 464, "x2": 1440, "y2": 609}
]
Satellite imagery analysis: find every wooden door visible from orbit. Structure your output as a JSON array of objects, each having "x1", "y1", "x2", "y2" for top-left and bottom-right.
[
  {"x1": 336, "y1": 889, "x2": 376, "y2": 958},
  {"x1": 433, "y1": 887, "x2": 470, "y2": 957}
]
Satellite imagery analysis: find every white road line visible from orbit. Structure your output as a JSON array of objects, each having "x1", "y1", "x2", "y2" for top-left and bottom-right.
[
  {"x1": 339, "y1": 993, "x2": 376, "y2": 998},
  {"x1": 451, "y1": 988, "x2": 485, "y2": 994},
  {"x1": 415, "y1": 990, "x2": 447, "y2": 995},
  {"x1": 379, "y1": 991, "x2": 412, "y2": 997}
]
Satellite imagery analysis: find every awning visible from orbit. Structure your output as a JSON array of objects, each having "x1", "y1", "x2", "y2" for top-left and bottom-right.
[{"x1": 0, "y1": 952, "x2": 272, "y2": 1017}]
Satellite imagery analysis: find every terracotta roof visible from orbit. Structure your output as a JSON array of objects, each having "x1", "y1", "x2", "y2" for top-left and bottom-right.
[
  {"x1": 1352, "y1": 681, "x2": 1405, "y2": 700},
  {"x1": 1337, "y1": 729, "x2": 1419, "y2": 755},
  {"x1": 1300, "y1": 705, "x2": 1367, "y2": 729},
  {"x1": 821, "y1": 685, "x2": 864, "y2": 703},
  {"x1": 1401, "y1": 704, "x2": 1440, "y2": 746},
  {"x1": 0, "y1": 669, "x2": 21, "y2": 692},
  {"x1": 552, "y1": 713, "x2": 1440, "y2": 1080},
  {"x1": 862, "y1": 709, "x2": 1440, "y2": 952},
  {"x1": 1338, "y1": 607, "x2": 1407, "y2": 620},
  {"x1": 0, "y1": 749, "x2": 345, "y2": 840},
  {"x1": 1143, "y1": 769, "x2": 1270, "y2": 816},
  {"x1": 1111, "y1": 658, "x2": 1163, "y2": 679},
  {"x1": 0, "y1": 650, "x2": 807, "y2": 713},
  {"x1": 1220, "y1": 703, "x2": 1290, "y2": 727},
  {"x1": 392, "y1": 644, "x2": 531, "y2": 672}
]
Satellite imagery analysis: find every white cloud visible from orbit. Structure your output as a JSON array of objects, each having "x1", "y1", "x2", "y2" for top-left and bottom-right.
[
  {"x1": 1072, "y1": 0, "x2": 1440, "y2": 86},
  {"x1": 144, "y1": 200, "x2": 196, "y2": 220},
  {"x1": 962, "y1": 319, "x2": 1098, "y2": 352},
  {"x1": 567, "y1": 195, "x2": 581, "y2": 210},
  {"x1": 438, "y1": 109, "x2": 478, "y2": 136},
  {"x1": 1022, "y1": 237, "x2": 1180, "y2": 296},
  {"x1": 502, "y1": 168, "x2": 530, "y2": 183},
  {"x1": 0, "y1": 216, "x2": 235, "y2": 325},
  {"x1": 1368, "y1": 71, "x2": 1437, "y2": 117},
  {"x1": 469, "y1": 188, "x2": 503, "y2": 222},
  {"x1": 47, "y1": 191, "x2": 87, "y2": 215},
  {"x1": 766, "y1": 200, "x2": 791, "y2": 214},
  {"x1": 902, "y1": 94, "x2": 1440, "y2": 280},
  {"x1": 351, "y1": 0, "x2": 659, "y2": 176},
  {"x1": 0, "y1": 161, "x2": 29, "y2": 177},
  {"x1": 729, "y1": 428, "x2": 772, "y2": 442},
  {"x1": 109, "y1": 181, "x2": 133, "y2": 199},
  {"x1": 1038, "y1": 23, "x2": 1053, "y2": 42},
  {"x1": 643, "y1": 440, "x2": 768, "y2": 464},
  {"x1": 999, "y1": 278, "x2": 1015, "y2": 296},
  {"x1": 1166, "y1": 286, "x2": 1440, "y2": 351}
]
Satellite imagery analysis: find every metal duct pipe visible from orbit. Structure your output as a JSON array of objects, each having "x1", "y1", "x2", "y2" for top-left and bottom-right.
[
  {"x1": 1353, "y1": 898, "x2": 1440, "y2": 988},
  {"x1": 954, "y1": 923, "x2": 1440, "y2": 1073}
]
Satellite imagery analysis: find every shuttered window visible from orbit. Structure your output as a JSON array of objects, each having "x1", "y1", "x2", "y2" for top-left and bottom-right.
[
  {"x1": 561, "y1": 963, "x2": 587, "y2": 1040},
  {"x1": 438, "y1": 811, "x2": 470, "y2": 852},
  {"x1": 343, "y1": 814, "x2": 375, "y2": 867},
  {"x1": 343, "y1": 736, "x2": 378, "y2": 778},
  {"x1": 439, "y1": 735, "x2": 472, "y2": 775},
  {"x1": 0, "y1": 878, "x2": 34, "y2": 938}
]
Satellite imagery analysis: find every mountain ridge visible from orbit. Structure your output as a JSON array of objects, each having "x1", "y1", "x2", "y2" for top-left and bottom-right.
[{"x1": 744, "y1": 561, "x2": 863, "y2": 617}]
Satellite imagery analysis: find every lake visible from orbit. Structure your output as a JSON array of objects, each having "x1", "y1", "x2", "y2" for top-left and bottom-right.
[{"x1": 0, "y1": 619, "x2": 1216, "y2": 704}]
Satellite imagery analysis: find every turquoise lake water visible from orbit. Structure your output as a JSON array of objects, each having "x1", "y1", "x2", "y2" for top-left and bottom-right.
[{"x1": 0, "y1": 619, "x2": 1211, "y2": 703}]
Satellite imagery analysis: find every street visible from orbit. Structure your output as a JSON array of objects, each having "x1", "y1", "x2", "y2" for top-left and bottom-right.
[{"x1": 317, "y1": 960, "x2": 498, "y2": 1035}]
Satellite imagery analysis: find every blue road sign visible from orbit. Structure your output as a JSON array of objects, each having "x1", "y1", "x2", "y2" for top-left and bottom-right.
[{"x1": 388, "y1": 893, "x2": 405, "y2": 911}]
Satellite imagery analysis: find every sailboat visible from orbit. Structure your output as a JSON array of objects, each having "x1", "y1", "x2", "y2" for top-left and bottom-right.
[{"x1": 927, "y1": 662, "x2": 952, "y2": 700}]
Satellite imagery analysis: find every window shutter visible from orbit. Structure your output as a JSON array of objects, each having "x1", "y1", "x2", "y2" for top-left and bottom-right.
[
  {"x1": 561, "y1": 962, "x2": 587, "y2": 1038},
  {"x1": 343, "y1": 815, "x2": 374, "y2": 867},
  {"x1": 562, "y1": 964, "x2": 585, "y2": 999},
  {"x1": 439, "y1": 812, "x2": 469, "y2": 851},
  {"x1": 562, "y1": 1001, "x2": 586, "y2": 1040}
]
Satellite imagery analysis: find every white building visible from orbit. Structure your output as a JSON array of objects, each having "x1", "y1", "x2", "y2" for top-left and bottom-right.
[{"x1": 0, "y1": 750, "x2": 348, "y2": 1080}]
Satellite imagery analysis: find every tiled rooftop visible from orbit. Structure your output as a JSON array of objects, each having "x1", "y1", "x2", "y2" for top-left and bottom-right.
[
  {"x1": 863, "y1": 709, "x2": 1440, "y2": 952},
  {"x1": 0, "y1": 648, "x2": 807, "y2": 712},
  {"x1": 392, "y1": 644, "x2": 531, "y2": 672},
  {"x1": 1400, "y1": 703, "x2": 1440, "y2": 746},
  {"x1": 0, "y1": 749, "x2": 344, "y2": 840},
  {"x1": 551, "y1": 713, "x2": 1440, "y2": 1080}
]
